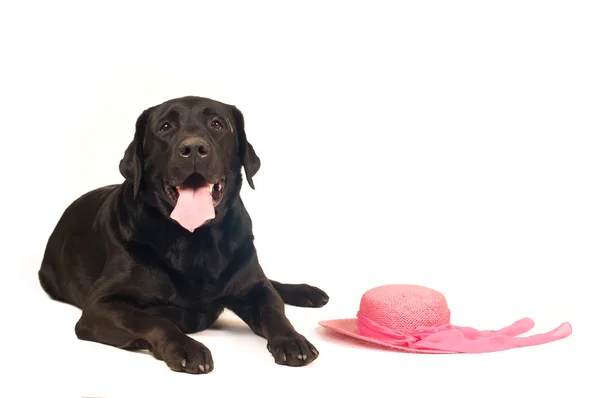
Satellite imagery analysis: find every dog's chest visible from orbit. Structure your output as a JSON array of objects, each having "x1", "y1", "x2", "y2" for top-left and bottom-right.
[
  {"x1": 160, "y1": 232, "x2": 235, "y2": 305},
  {"x1": 167, "y1": 232, "x2": 233, "y2": 269}
]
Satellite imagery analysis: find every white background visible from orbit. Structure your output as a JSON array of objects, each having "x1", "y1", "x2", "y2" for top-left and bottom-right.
[{"x1": 0, "y1": 1, "x2": 597, "y2": 397}]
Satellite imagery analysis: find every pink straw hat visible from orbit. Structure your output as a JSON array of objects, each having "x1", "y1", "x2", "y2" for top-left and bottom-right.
[{"x1": 318, "y1": 284, "x2": 572, "y2": 354}]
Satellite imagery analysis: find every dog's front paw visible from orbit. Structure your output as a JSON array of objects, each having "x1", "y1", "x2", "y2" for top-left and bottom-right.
[
  {"x1": 155, "y1": 335, "x2": 214, "y2": 374},
  {"x1": 281, "y1": 283, "x2": 330, "y2": 308},
  {"x1": 267, "y1": 334, "x2": 319, "y2": 366}
]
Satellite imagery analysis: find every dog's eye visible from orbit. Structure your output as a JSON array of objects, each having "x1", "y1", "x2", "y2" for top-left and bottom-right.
[
  {"x1": 210, "y1": 120, "x2": 223, "y2": 130},
  {"x1": 159, "y1": 122, "x2": 172, "y2": 132}
]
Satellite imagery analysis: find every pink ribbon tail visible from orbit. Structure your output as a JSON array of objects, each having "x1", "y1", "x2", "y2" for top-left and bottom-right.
[
  {"x1": 356, "y1": 312, "x2": 573, "y2": 353},
  {"x1": 410, "y1": 319, "x2": 573, "y2": 353}
]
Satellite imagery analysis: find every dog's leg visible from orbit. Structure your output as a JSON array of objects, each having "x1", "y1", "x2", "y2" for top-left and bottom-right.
[
  {"x1": 74, "y1": 300, "x2": 214, "y2": 374},
  {"x1": 270, "y1": 279, "x2": 329, "y2": 308},
  {"x1": 228, "y1": 281, "x2": 319, "y2": 366}
]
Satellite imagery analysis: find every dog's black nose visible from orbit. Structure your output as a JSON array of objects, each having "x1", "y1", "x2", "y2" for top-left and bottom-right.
[{"x1": 179, "y1": 137, "x2": 210, "y2": 158}]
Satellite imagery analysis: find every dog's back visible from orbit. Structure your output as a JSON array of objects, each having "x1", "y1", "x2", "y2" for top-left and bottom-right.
[{"x1": 38, "y1": 184, "x2": 121, "y2": 307}]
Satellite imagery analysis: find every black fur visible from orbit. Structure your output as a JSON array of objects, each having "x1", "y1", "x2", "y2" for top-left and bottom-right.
[{"x1": 38, "y1": 96, "x2": 328, "y2": 374}]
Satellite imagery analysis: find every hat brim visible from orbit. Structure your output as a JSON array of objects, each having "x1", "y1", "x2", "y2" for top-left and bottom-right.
[{"x1": 318, "y1": 318, "x2": 455, "y2": 354}]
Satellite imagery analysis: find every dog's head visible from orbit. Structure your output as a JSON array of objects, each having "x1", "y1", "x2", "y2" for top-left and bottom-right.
[{"x1": 118, "y1": 96, "x2": 260, "y2": 231}]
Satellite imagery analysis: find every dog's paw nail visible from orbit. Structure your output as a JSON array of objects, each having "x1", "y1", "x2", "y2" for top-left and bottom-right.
[
  {"x1": 181, "y1": 359, "x2": 187, "y2": 368},
  {"x1": 199, "y1": 364, "x2": 205, "y2": 372},
  {"x1": 297, "y1": 354, "x2": 303, "y2": 360},
  {"x1": 302, "y1": 354, "x2": 307, "y2": 360},
  {"x1": 205, "y1": 364, "x2": 210, "y2": 371},
  {"x1": 282, "y1": 354, "x2": 287, "y2": 362},
  {"x1": 311, "y1": 348, "x2": 319, "y2": 356}
]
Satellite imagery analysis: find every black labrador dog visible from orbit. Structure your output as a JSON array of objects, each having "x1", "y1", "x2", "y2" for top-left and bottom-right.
[{"x1": 38, "y1": 96, "x2": 329, "y2": 374}]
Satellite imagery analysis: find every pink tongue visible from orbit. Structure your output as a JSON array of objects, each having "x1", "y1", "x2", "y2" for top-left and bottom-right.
[{"x1": 170, "y1": 186, "x2": 215, "y2": 232}]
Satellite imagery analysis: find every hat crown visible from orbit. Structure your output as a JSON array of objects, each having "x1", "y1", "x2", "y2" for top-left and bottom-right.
[{"x1": 359, "y1": 284, "x2": 451, "y2": 333}]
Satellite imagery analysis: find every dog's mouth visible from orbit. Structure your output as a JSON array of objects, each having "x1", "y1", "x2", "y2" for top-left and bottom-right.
[
  {"x1": 164, "y1": 174, "x2": 225, "y2": 207},
  {"x1": 163, "y1": 174, "x2": 226, "y2": 232}
]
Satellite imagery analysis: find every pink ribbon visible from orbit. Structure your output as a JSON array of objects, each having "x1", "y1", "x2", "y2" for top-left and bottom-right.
[{"x1": 356, "y1": 311, "x2": 572, "y2": 353}]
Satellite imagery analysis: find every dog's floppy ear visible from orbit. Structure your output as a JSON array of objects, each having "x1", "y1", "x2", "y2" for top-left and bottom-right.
[
  {"x1": 231, "y1": 105, "x2": 260, "y2": 189},
  {"x1": 119, "y1": 108, "x2": 150, "y2": 198}
]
